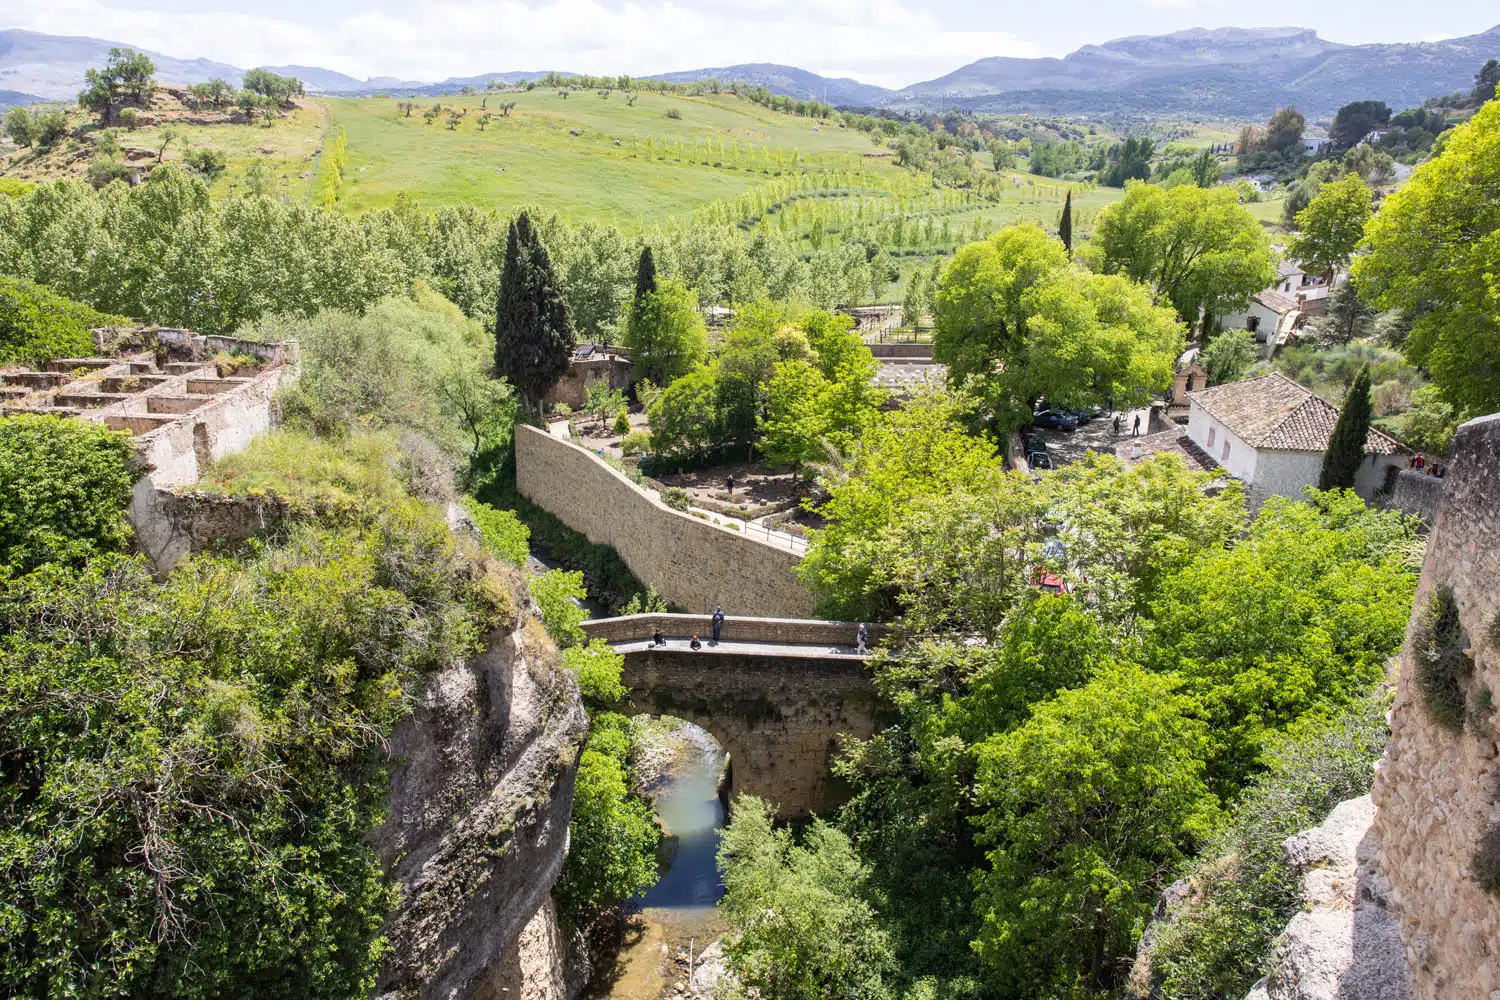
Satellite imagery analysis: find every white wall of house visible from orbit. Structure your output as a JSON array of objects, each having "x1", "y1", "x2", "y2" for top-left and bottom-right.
[
  {"x1": 1355, "y1": 453, "x2": 1407, "y2": 500},
  {"x1": 1220, "y1": 299, "x2": 1283, "y2": 338},
  {"x1": 1187, "y1": 401, "x2": 1259, "y2": 483},
  {"x1": 1248, "y1": 449, "x2": 1324, "y2": 499}
]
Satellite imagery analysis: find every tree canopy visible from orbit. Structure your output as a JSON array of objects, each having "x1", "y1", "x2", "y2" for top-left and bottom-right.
[
  {"x1": 1083, "y1": 182, "x2": 1278, "y2": 333},
  {"x1": 1355, "y1": 99, "x2": 1500, "y2": 414},
  {"x1": 1287, "y1": 174, "x2": 1373, "y2": 277},
  {"x1": 494, "y1": 211, "x2": 576, "y2": 410}
]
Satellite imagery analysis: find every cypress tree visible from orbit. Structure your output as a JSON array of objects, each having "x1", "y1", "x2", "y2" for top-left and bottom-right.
[
  {"x1": 495, "y1": 211, "x2": 576, "y2": 411},
  {"x1": 633, "y1": 245, "x2": 657, "y2": 303},
  {"x1": 1059, "y1": 190, "x2": 1073, "y2": 257},
  {"x1": 1318, "y1": 366, "x2": 1372, "y2": 490}
]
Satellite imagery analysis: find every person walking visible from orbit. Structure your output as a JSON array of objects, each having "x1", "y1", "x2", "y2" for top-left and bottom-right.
[
  {"x1": 1112, "y1": 414, "x2": 1121, "y2": 436},
  {"x1": 711, "y1": 604, "x2": 725, "y2": 644},
  {"x1": 855, "y1": 623, "x2": 869, "y2": 655},
  {"x1": 1132, "y1": 413, "x2": 1141, "y2": 437},
  {"x1": 726, "y1": 474, "x2": 735, "y2": 496}
]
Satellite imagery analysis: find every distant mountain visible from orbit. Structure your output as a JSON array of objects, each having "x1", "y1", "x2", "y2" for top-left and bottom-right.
[
  {"x1": 1, "y1": 23, "x2": 1496, "y2": 118},
  {"x1": 896, "y1": 24, "x2": 1500, "y2": 117},
  {"x1": 644, "y1": 63, "x2": 894, "y2": 107},
  {"x1": 0, "y1": 28, "x2": 242, "y2": 100}
]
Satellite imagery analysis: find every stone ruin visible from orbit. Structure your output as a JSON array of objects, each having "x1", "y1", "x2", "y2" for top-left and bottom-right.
[{"x1": 0, "y1": 327, "x2": 300, "y2": 572}]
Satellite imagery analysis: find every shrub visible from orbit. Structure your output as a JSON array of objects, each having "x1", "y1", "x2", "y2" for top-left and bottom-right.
[
  {"x1": 0, "y1": 276, "x2": 129, "y2": 367},
  {"x1": 612, "y1": 407, "x2": 631, "y2": 436},
  {"x1": 561, "y1": 639, "x2": 625, "y2": 704},
  {"x1": 1475, "y1": 824, "x2": 1500, "y2": 897},
  {"x1": 0, "y1": 414, "x2": 136, "y2": 577},
  {"x1": 660, "y1": 486, "x2": 692, "y2": 511},
  {"x1": 620, "y1": 430, "x2": 652, "y2": 456},
  {"x1": 531, "y1": 568, "x2": 588, "y2": 645},
  {"x1": 666, "y1": 107, "x2": 682, "y2": 120},
  {"x1": 1411, "y1": 586, "x2": 1472, "y2": 733},
  {"x1": 119, "y1": 107, "x2": 139, "y2": 129},
  {"x1": 461, "y1": 495, "x2": 530, "y2": 567}
]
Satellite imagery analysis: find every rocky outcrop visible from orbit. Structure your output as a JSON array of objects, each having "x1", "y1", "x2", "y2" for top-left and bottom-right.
[
  {"x1": 1246, "y1": 796, "x2": 1413, "y2": 1000},
  {"x1": 373, "y1": 609, "x2": 589, "y2": 999}
]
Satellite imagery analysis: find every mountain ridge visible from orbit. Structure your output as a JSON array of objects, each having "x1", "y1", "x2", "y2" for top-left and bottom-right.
[{"x1": 2, "y1": 23, "x2": 1497, "y2": 117}]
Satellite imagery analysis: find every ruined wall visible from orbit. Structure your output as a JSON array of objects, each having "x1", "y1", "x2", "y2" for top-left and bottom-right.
[
  {"x1": 515, "y1": 424, "x2": 816, "y2": 618},
  {"x1": 618, "y1": 647, "x2": 880, "y2": 817},
  {"x1": 1372, "y1": 412, "x2": 1500, "y2": 1000},
  {"x1": 375, "y1": 616, "x2": 589, "y2": 1000}
]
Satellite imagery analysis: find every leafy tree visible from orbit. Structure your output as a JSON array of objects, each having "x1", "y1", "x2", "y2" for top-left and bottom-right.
[
  {"x1": 530, "y1": 568, "x2": 589, "y2": 646},
  {"x1": 1355, "y1": 99, "x2": 1500, "y2": 413},
  {"x1": 1341, "y1": 144, "x2": 1396, "y2": 186},
  {"x1": 987, "y1": 138, "x2": 1015, "y2": 171},
  {"x1": 1148, "y1": 490, "x2": 1417, "y2": 788},
  {"x1": 623, "y1": 277, "x2": 706, "y2": 385},
  {"x1": 901, "y1": 270, "x2": 927, "y2": 330},
  {"x1": 718, "y1": 796, "x2": 897, "y2": 1000},
  {"x1": 241, "y1": 68, "x2": 304, "y2": 105},
  {"x1": 971, "y1": 665, "x2": 1217, "y2": 995},
  {"x1": 647, "y1": 364, "x2": 722, "y2": 457},
  {"x1": 1083, "y1": 182, "x2": 1277, "y2": 333},
  {"x1": 1475, "y1": 58, "x2": 1500, "y2": 104},
  {"x1": 1058, "y1": 188, "x2": 1073, "y2": 255},
  {"x1": 1324, "y1": 280, "x2": 1376, "y2": 344},
  {"x1": 182, "y1": 146, "x2": 227, "y2": 179},
  {"x1": 0, "y1": 276, "x2": 128, "y2": 367},
  {"x1": 1288, "y1": 174, "x2": 1372, "y2": 278},
  {"x1": 1329, "y1": 100, "x2": 1391, "y2": 150},
  {"x1": 1101, "y1": 136, "x2": 1154, "y2": 186},
  {"x1": 936, "y1": 223, "x2": 1184, "y2": 428},
  {"x1": 632, "y1": 244, "x2": 657, "y2": 302},
  {"x1": 494, "y1": 211, "x2": 575, "y2": 410},
  {"x1": 759, "y1": 359, "x2": 832, "y2": 469},
  {"x1": 3, "y1": 106, "x2": 32, "y2": 147},
  {"x1": 583, "y1": 379, "x2": 627, "y2": 428},
  {"x1": 1264, "y1": 105, "x2": 1306, "y2": 152},
  {"x1": 78, "y1": 47, "x2": 155, "y2": 123},
  {"x1": 1199, "y1": 327, "x2": 1259, "y2": 385},
  {"x1": 30, "y1": 110, "x2": 68, "y2": 147},
  {"x1": 0, "y1": 415, "x2": 136, "y2": 577},
  {"x1": 1318, "y1": 366, "x2": 1372, "y2": 489}
]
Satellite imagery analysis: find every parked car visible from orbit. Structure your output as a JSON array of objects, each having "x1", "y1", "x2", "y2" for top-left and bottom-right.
[
  {"x1": 1028, "y1": 451, "x2": 1053, "y2": 470},
  {"x1": 1060, "y1": 407, "x2": 1095, "y2": 425},
  {"x1": 1024, "y1": 434, "x2": 1048, "y2": 455},
  {"x1": 1032, "y1": 410, "x2": 1079, "y2": 431}
]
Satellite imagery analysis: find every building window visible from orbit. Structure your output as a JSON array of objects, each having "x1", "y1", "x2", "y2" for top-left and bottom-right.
[
  {"x1": 1207, "y1": 427, "x2": 1216, "y2": 448},
  {"x1": 1186, "y1": 374, "x2": 1196, "y2": 392},
  {"x1": 1221, "y1": 440, "x2": 1230, "y2": 460}
]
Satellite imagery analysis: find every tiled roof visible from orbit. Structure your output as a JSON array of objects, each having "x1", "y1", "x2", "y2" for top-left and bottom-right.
[
  {"x1": 1116, "y1": 429, "x2": 1227, "y2": 476},
  {"x1": 1254, "y1": 288, "x2": 1299, "y2": 314},
  {"x1": 1277, "y1": 258, "x2": 1305, "y2": 280},
  {"x1": 1187, "y1": 372, "x2": 1407, "y2": 455}
]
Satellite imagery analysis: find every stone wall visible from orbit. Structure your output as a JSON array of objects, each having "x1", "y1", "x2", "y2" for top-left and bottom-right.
[
  {"x1": 1372, "y1": 412, "x2": 1500, "y2": 1000},
  {"x1": 869, "y1": 343, "x2": 934, "y2": 360},
  {"x1": 619, "y1": 647, "x2": 881, "y2": 817},
  {"x1": 1384, "y1": 469, "x2": 1445, "y2": 524},
  {"x1": 515, "y1": 424, "x2": 816, "y2": 618},
  {"x1": 133, "y1": 490, "x2": 289, "y2": 575}
]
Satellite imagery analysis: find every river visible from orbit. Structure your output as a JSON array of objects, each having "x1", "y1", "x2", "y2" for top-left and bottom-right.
[{"x1": 594, "y1": 721, "x2": 729, "y2": 999}]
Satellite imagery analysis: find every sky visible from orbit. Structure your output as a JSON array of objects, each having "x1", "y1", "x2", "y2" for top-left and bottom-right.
[{"x1": 8, "y1": 0, "x2": 1499, "y2": 89}]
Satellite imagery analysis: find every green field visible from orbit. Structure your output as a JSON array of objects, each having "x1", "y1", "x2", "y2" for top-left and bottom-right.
[{"x1": 327, "y1": 90, "x2": 898, "y2": 223}]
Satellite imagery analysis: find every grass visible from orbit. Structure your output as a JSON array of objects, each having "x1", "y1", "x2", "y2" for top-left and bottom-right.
[{"x1": 328, "y1": 90, "x2": 898, "y2": 223}]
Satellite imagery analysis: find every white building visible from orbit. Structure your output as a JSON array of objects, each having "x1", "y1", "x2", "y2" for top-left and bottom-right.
[
  {"x1": 1184, "y1": 372, "x2": 1409, "y2": 505},
  {"x1": 1220, "y1": 289, "x2": 1301, "y2": 358}
]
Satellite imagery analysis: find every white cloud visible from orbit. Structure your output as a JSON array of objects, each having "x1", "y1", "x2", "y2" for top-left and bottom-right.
[{"x1": 11, "y1": 0, "x2": 1037, "y2": 88}]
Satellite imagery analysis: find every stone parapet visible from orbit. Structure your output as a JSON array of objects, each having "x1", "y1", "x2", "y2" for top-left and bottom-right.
[{"x1": 581, "y1": 613, "x2": 892, "y2": 647}]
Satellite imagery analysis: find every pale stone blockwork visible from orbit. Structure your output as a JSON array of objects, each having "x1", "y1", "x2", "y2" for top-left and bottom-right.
[
  {"x1": 514, "y1": 423, "x2": 817, "y2": 618},
  {"x1": 1372, "y1": 412, "x2": 1500, "y2": 1000}
]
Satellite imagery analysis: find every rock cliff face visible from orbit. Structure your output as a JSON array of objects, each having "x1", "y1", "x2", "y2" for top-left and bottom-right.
[
  {"x1": 372, "y1": 607, "x2": 589, "y2": 999},
  {"x1": 1246, "y1": 796, "x2": 1414, "y2": 1000}
]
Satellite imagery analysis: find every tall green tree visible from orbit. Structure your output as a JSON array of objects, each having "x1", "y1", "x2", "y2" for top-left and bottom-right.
[
  {"x1": 632, "y1": 244, "x2": 657, "y2": 303},
  {"x1": 623, "y1": 277, "x2": 706, "y2": 386},
  {"x1": 1287, "y1": 174, "x2": 1372, "y2": 278},
  {"x1": 1058, "y1": 189, "x2": 1073, "y2": 256},
  {"x1": 1318, "y1": 366, "x2": 1372, "y2": 490},
  {"x1": 1355, "y1": 99, "x2": 1500, "y2": 414},
  {"x1": 3, "y1": 107, "x2": 32, "y2": 148},
  {"x1": 77, "y1": 47, "x2": 156, "y2": 124},
  {"x1": 935, "y1": 223, "x2": 1184, "y2": 428},
  {"x1": 494, "y1": 211, "x2": 576, "y2": 410},
  {"x1": 1264, "y1": 105, "x2": 1306, "y2": 152},
  {"x1": 1083, "y1": 182, "x2": 1277, "y2": 333},
  {"x1": 1329, "y1": 100, "x2": 1391, "y2": 150},
  {"x1": 1199, "y1": 328, "x2": 1259, "y2": 385},
  {"x1": 971, "y1": 665, "x2": 1217, "y2": 995}
]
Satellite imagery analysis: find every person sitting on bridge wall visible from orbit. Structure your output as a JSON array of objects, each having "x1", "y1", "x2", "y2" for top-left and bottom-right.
[
  {"x1": 653, "y1": 628, "x2": 665, "y2": 647},
  {"x1": 690, "y1": 634, "x2": 702, "y2": 650}
]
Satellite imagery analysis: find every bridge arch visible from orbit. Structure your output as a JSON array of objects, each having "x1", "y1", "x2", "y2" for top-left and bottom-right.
[{"x1": 582, "y1": 615, "x2": 887, "y2": 818}]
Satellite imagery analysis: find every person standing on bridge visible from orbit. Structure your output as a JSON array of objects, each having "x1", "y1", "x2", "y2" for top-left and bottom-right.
[
  {"x1": 1132, "y1": 413, "x2": 1142, "y2": 437},
  {"x1": 653, "y1": 627, "x2": 665, "y2": 647},
  {"x1": 711, "y1": 605, "x2": 725, "y2": 644},
  {"x1": 856, "y1": 623, "x2": 869, "y2": 655}
]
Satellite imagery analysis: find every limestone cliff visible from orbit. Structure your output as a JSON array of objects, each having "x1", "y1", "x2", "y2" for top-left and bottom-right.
[{"x1": 373, "y1": 599, "x2": 589, "y2": 998}]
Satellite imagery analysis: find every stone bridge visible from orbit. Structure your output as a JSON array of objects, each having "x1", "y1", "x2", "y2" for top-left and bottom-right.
[{"x1": 579, "y1": 614, "x2": 892, "y2": 818}]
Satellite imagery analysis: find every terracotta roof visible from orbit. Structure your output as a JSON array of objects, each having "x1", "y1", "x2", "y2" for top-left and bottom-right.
[
  {"x1": 1253, "y1": 288, "x2": 1299, "y2": 314},
  {"x1": 1277, "y1": 259, "x2": 1305, "y2": 279},
  {"x1": 1116, "y1": 429, "x2": 1226, "y2": 476},
  {"x1": 1187, "y1": 372, "x2": 1407, "y2": 455}
]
